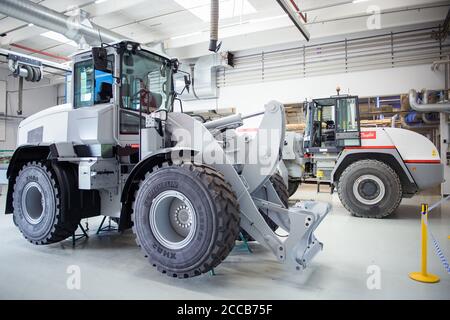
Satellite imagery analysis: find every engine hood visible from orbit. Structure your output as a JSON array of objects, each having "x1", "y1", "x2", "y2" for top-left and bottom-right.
[
  {"x1": 19, "y1": 103, "x2": 73, "y2": 129},
  {"x1": 17, "y1": 103, "x2": 115, "y2": 147}
]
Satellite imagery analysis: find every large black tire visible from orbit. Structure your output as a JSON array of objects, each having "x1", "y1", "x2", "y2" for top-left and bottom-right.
[
  {"x1": 240, "y1": 173, "x2": 289, "y2": 241},
  {"x1": 270, "y1": 173, "x2": 289, "y2": 208},
  {"x1": 337, "y1": 159, "x2": 402, "y2": 218},
  {"x1": 132, "y1": 162, "x2": 240, "y2": 278},
  {"x1": 12, "y1": 162, "x2": 80, "y2": 244},
  {"x1": 288, "y1": 179, "x2": 301, "y2": 197}
]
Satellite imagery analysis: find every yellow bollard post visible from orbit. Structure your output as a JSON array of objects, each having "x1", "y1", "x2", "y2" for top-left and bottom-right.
[{"x1": 409, "y1": 203, "x2": 440, "y2": 283}]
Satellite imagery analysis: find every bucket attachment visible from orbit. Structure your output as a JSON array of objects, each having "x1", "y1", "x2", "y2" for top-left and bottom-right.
[{"x1": 253, "y1": 198, "x2": 331, "y2": 270}]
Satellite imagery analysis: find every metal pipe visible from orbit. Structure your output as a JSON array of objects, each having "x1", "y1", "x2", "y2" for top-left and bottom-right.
[
  {"x1": 9, "y1": 43, "x2": 70, "y2": 62},
  {"x1": 0, "y1": 0, "x2": 123, "y2": 46},
  {"x1": 399, "y1": 115, "x2": 438, "y2": 130},
  {"x1": 242, "y1": 111, "x2": 265, "y2": 120},
  {"x1": 421, "y1": 113, "x2": 440, "y2": 125},
  {"x1": 409, "y1": 89, "x2": 450, "y2": 113},
  {"x1": 445, "y1": 58, "x2": 449, "y2": 101},
  {"x1": 391, "y1": 114, "x2": 399, "y2": 127},
  {"x1": 0, "y1": 114, "x2": 26, "y2": 120},
  {"x1": 209, "y1": 0, "x2": 219, "y2": 52},
  {"x1": 8, "y1": 59, "x2": 28, "y2": 78},
  {"x1": 431, "y1": 59, "x2": 450, "y2": 71},
  {"x1": 17, "y1": 77, "x2": 23, "y2": 115},
  {"x1": 204, "y1": 110, "x2": 267, "y2": 130},
  {"x1": 0, "y1": 48, "x2": 71, "y2": 72},
  {"x1": 203, "y1": 113, "x2": 243, "y2": 130}
]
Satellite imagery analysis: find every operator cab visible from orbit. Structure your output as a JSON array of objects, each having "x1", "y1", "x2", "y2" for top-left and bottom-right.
[
  {"x1": 304, "y1": 95, "x2": 361, "y2": 154},
  {"x1": 71, "y1": 41, "x2": 186, "y2": 146}
]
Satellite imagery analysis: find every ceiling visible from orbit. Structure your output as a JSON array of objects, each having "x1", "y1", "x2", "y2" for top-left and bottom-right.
[{"x1": 0, "y1": 0, "x2": 448, "y2": 63}]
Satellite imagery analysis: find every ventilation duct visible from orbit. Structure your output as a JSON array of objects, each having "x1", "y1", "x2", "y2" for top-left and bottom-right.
[
  {"x1": 409, "y1": 89, "x2": 450, "y2": 113},
  {"x1": 209, "y1": 0, "x2": 219, "y2": 52},
  {"x1": 146, "y1": 42, "x2": 168, "y2": 57},
  {"x1": 178, "y1": 53, "x2": 233, "y2": 101},
  {"x1": 0, "y1": 0, "x2": 123, "y2": 46}
]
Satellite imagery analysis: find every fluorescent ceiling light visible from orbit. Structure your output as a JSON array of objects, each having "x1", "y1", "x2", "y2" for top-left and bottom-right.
[
  {"x1": 28, "y1": 23, "x2": 34, "y2": 27},
  {"x1": 174, "y1": 0, "x2": 256, "y2": 22},
  {"x1": 41, "y1": 31, "x2": 78, "y2": 47},
  {"x1": 249, "y1": 14, "x2": 287, "y2": 24},
  {"x1": 352, "y1": 0, "x2": 370, "y2": 3},
  {"x1": 95, "y1": 0, "x2": 109, "y2": 4},
  {"x1": 170, "y1": 31, "x2": 202, "y2": 40},
  {"x1": 170, "y1": 13, "x2": 288, "y2": 41}
]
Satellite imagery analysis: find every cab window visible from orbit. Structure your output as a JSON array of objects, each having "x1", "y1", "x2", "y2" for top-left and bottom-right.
[
  {"x1": 336, "y1": 98, "x2": 358, "y2": 132},
  {"x1": 74, "y1": 55, "x2": 114, "y2": 108}
]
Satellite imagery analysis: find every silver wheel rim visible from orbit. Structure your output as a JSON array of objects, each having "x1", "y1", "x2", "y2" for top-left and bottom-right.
[
  {"x1": 352, "y1": 174, "x2": 385, "y2": 205},
  {"x1": 149, "y1": 190, "x2": 197, "y2": 250},
  {"x1": 21, "y1": 182, "x2": 45, "y2": 225}
]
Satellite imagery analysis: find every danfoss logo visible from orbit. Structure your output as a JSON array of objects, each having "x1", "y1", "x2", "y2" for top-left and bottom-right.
[{"x1": 361, "y1": 131, "x2": 377, "y2": 139}]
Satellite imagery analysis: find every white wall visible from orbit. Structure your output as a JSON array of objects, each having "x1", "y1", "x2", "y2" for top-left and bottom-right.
[
  {"x1": 182, "y1": 64, "x2": 446, "y2": 128},
  {"x1": 0, "y1": 62, "x2": 444, "y2": 149},
  {"x1": 0, "y1": 68, "x2": 59, "y2": 150}
]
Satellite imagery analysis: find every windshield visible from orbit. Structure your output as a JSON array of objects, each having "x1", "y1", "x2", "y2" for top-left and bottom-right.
[{"x1": 120, "y1": 50, "x2": 173, "y2": 112}]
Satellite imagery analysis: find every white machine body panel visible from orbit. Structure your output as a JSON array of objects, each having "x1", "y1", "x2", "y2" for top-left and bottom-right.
[
  {"x1": 360, "y1": 127, "x2": 440, "y2": 162},
  {"x1": 359, "y1": 127, "x2": 393, "y2": 148},
  {"x1": 384, "y1": 128, "x2": 440, "y2": 163},
  {"x1": 17, "y1": 103, "x2": 115, "y2": 146},
  {"x1": 18, "y1": 104, "x2": 71, "y2": 145},
  {"x1": 356, "y1": 127, "x2": 443, "y2": 191}
]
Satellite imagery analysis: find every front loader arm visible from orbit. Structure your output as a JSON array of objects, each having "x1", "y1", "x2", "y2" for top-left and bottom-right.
[{"x1": 166, "y1": 101, "x2": 331, "y2": 271}]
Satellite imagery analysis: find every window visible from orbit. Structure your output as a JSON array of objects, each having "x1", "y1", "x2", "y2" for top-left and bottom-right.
[
  {"x1": 74, "y1": 55, "x2": 114, "y2": 108},
  {"x1": 74, "y1": 60, "x2": 94, "y2": 108},
  {"x1": 307, "y1": 100, "x2": 336, "y2": 148},
  {"x1": 120, "y1": 111, "x2": 145, "y2": 135},
  {"x1": 336, "y1": 97, "x2": 360, "y2": 147},
  {"x1": 120, "y1": 50, "x2": 172, "y2": 113},
  {"x1": 94, "y1": 69, "x2": 113, "y2": 104},
  {"x1": 119, "y1": 50, "x2": 173, "y2": 134},
  {"x1": 336, "y1": 98, "x2": 358, "y2": 132}
]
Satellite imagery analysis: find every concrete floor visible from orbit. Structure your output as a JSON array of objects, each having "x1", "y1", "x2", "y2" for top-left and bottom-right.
[{"x1": 0, "y1": 183, "x2": 449, "y2": 300}]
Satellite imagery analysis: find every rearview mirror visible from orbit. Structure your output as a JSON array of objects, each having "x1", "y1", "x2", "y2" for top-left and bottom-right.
[
  {"x1": 173, "y1": 70, "x2": 191, "y2": 96},
  {"x1": 184, "y1": 75, "x2": 191, "y2": 93},
  {"x1": 92, "y1": 47, "x2": 109, "y2": 72}
]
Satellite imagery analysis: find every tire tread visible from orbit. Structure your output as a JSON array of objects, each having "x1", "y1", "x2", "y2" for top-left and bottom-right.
[
  {"x1": 131, "y1": 162, "x2": 240, "y2": 278},
  {"x1": 13, "y1": 162, "x2": 79, "y2": 244},
  {"x1": 337, "y1": 159, "x2": 402, "y2": 218}
]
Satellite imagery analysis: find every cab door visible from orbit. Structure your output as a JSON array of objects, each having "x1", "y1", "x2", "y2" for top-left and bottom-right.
[{"x1": 335, "y1": 96, "x2": 361, "y2": 148}]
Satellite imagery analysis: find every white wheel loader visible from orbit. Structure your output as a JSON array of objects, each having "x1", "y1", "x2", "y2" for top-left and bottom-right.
[
  {"x1": 4, "y1": 41, "x2": 330, "y2": 278},
  {"x1": 299, "y1": 95, "x2": 444, "y2": 218}
]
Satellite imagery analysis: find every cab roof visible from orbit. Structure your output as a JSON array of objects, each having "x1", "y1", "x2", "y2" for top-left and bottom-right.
[{"x1": 69, "y1": 40, "x2": 172, "y2": 61}]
